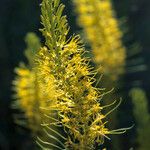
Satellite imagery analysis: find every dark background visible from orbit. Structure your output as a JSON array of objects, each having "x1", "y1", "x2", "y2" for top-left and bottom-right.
[{"x1": 0, "y1": 0, "x2": 150, "y2": 149}]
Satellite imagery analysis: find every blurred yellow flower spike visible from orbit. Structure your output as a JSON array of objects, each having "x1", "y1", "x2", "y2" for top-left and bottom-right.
[
  {"x1": 74, "y1": 0, "x2": 126, "y2": 80},
  {"x1": 12, "y1": 33, "x2": 58, "y2": 137}
]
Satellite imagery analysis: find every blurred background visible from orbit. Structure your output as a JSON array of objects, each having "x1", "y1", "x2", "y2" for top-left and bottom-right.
[{"x1": 0, "y1": 0, "x2": 150, "y2": 149}]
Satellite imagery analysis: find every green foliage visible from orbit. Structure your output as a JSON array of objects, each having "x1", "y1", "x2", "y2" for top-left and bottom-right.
[
  {"x1": 130, "y1": 88, "x2": 150, "y2": 150},
  {"x1": 24, "y1": 32, "x2": 41, "y2": 66}
]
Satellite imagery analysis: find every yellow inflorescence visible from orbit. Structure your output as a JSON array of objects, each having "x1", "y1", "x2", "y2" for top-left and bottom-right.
[
  {"x1": 13, "y1": 0, "x2": 129, "y2": 149},
  {"x1": 13, "y1": 65, "x2": 58, "y2": 135},
  {"x1": 37, "y1": 38, "x2": 108, "y2": 149},
  {"x1": 35, "y1": 0, "x2": 128, "y2": 149},
  {"x1": 12, "y1": 33, "x2": 58, "y2": 135},
  {"x1": 13, "y1": 66, "x2": 40, "y2": 132},
  {"x1": 74, "y1": 0, "x2": 126, "y2": 80}
]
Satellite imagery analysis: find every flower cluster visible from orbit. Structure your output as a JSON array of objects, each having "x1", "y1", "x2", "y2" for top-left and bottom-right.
[
  {"x1": 12, "y1": 33, "x2": 57, "y2": 135},
  {"x1": 13, "y1": 0, "x2": 130, "y2": 149},
  {"x1": 74, "y1": 0, "x2": 126, "y2": 80},
  {"x1": 36, "y1": 0, "x2": 128, "y2": 149}
]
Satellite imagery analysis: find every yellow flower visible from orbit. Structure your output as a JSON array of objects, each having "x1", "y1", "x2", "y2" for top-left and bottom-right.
[
  {"x1": 36, "y1": 0, "x2": 129, "y2": 149},
  {"x1": 13, "y1": 66, "x2": 40, "y2": 132},
  {"x1": 74, "y1": 0, "x2": 126, "y2": 80},
  {"x1": 12, "y1": 33, "x2": 58, "y2": 136},
  {"x1": 13, "y1": 64, "x2": 58, "y2": 137}
]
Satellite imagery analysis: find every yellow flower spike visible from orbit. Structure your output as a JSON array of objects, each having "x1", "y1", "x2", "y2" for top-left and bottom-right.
[
  {"x1": 35, "y1": 0, "x2": 130, "y2": 149},
  {"x1": 12, "y1": 33, "x2": 59, "y2": 144},
  {"x1": 73, "y1": 0, "x2": 126, "y2": 80},
  {"x1": 13, "y1": 66, "x2": 41, "y2": 133}
]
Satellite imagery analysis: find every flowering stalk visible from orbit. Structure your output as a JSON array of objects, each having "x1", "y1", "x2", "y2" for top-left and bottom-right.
[
  {"x1": 73, "y1": 0, "x2": 126, "y2": 80},
  {"x1": 36, "y1": 0, "x2": 130, "y2": 149},
  {"x1": 130, "y1": 88, "x2": 150, "y2": 150},
  {"x1": 12, "y1": 33, "x2": 58, "y2": 139},
  {"x1": 12, "y1": 33, "x2": 42, "y2": 133}
]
